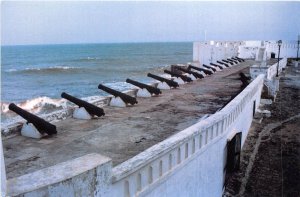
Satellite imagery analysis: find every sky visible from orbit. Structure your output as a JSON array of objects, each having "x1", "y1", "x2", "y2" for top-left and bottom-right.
[{"x1": 1, "y1": 1, "x2": 300, "y2": 45}]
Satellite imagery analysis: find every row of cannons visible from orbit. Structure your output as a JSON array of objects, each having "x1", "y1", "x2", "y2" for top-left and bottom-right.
[{"x1": 8, "y1": 57, "x2": 246, "y2": 139}]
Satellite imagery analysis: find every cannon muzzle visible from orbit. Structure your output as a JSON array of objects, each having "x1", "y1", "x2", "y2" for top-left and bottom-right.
[
  {"x1": 203, "y1": 64, "x2": 216, "y2": 72},
  {"x1": 126, "y1": 79, "x2": 161, "y2": 95},
  {"x1": 188, "y1": 65, "x2": 213, "y2": 75},
  {"x1": 98, "y1": 84, "x2": 138, "y2": 105},
  {"x1": 217, "y1": 61, "x2": 229, "y2": 67},
  {"x1": 164, "y1": 70, "x2": 192, "y2": 82},
  {"x1": 175, "y1": 67, "x2": 204, "y2": 79},
  {"x1": 8, "y1": 103, "x2": 57, "y2": 135},
  {"x1": 210, "y1": 63, "x2": 223, "y2": 69},
  {"x1": 61, "y1": 92, "x2": 105, "y2": 117},
  {"x1": 147, "y1": 73, "x2": 179, "y2": 88}
]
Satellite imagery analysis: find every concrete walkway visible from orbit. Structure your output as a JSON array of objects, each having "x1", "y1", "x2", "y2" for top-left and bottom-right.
[{"x1": 3, "y1": 61, "x2": 254, "y2": 179}]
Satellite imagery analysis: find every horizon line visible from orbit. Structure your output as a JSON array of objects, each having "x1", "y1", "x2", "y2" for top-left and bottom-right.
[{"x1": 1, "y1": 41, "x2": 196, "y2": 47}]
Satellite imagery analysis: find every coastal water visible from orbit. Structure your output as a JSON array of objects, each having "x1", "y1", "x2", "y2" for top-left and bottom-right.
[{"x1": 1, "y1": 42, "x2": 192, "y2": 124}]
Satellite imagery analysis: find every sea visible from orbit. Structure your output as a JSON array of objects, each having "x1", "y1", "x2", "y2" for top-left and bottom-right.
[{"x1": 1, "y1": 42, "x2": 192, "y2": 125}]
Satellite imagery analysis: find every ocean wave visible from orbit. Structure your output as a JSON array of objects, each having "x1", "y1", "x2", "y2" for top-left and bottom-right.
[
  {"x1": 1, "y1": 96, "x2": 67, "y2": 115},
  {"x1": 73, "y1": 57, "x2": 101, "y2": 62},
  {"x1": 5, "y1": 66, "x2": 79, "y2": 74}
]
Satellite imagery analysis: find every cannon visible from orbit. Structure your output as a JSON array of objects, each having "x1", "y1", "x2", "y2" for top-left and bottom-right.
[
  {"x1": 8, "y1": 103, "x2": 57, "y2": 135},
  {"x1": 238, "y1": 72, "x2": 251, "y2": 89},
  {"x1": 231, "y1": 57, "x2": 243, "y2": 62},
  {"x1": 61, "y1": 92, "x2": 105, "y2": 117},
  {"x1": 147, "y1": 73, "x2": 179, "y2": 88},
  {"x1": 126, "y1": 78, "x2": 161, "y2": 95},
  {"x1": 239, "y1": 72, "x2": 251, "y2": 81},
  {"x1": 210, "y1": 63, "x2": 223, "y2": 69},
  {"x1": 217, "y1": 61, "x2": 229, "y2": 67},
  {"x1": 164, "y1": 70, "x2": 192, "y2": 82},
  {"x1": 203, "y1": 64, "x2": 217, "y2": 72},
  {"x1": 227, "y1": 58, "x2": 238, "y2": 64},
  {"x1": 235, "y1": 57, "x2": 245, "y2": 62},
  {"x1": 98, "y1": 84, "x2": 138, "y2": 105},
  {"x1": 175, "y1": 67, "x2": 204, "y2": 79},
  {"x1": 188, "y1": 65, "x2": 213, "y2": 75},
  {"x1": 222, "y1": 59, "x2": 234, "y2": 65}
]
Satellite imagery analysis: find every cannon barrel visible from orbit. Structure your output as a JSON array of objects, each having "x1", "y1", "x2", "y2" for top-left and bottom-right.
[
  {"x1": 188, "y1": 65, "x2": 213, "y2": 75},
  {"x1": 222, "y1": 59, "x2": 233, "y2": 65},
  {"x1": 227, "y1": 58, "x2": 238, "y2": 64},
  {"x1": 98, "y1": 84, "x2": 138, "y2": 105},
  {"x1": 61, "y1": 92, "x2": 105, "y2": 117},
  {"x1": 217, "y1": 61, "x2": 229, "y2": 67},
  {"x1": 238, "y1": 72, "x2": 250, "y2": 89},
  {"x1": 8, "y1": 103, "x2": 57, "y2": 135},
  {"x1": 231, "y1": 57, "x2": 242, "y2": 62},
  {"x1": 175, "y1": 67, "x2": 204, "y2": 79},
  {"x1": 203, "y1": 64, "x2": 217, "y2": 72},
  {"x1": 164, "y1": 70, "x2": 192, "y2": 82},
  {"x1": 210, "y1": 63, "x2": 223, "y2": 69},
  {"x1": 235, "y1": 57, "x2": 245, "y2": 62},
  {"x1": 126, "y1": 79, "x2": 161, "y2": 95},
  {"x1": 147, "y1": 73, "x2": 179, "y2": 88},
  {"x1": 239, "y1": 72, "x2": 251, "y2": 81}
]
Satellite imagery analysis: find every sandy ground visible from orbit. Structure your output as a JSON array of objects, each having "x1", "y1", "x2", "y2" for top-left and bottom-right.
[
  {"x1": 224, "y1": 65, "x2": 300, "y2": 196},
  {"x1": 3, "y1": 61, "x2": 256, "y2": 179}
]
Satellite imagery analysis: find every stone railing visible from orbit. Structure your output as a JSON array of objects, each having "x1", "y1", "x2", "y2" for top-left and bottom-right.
[
  {"x1": 250, "y1": 58, "x2": 286, "y2": 98},
  {"x1": 250, "y1": 58, "x2": 287, "y2": 80},
  {"x1": 4, "y1": 75, "x2": 265, "y2": 197}
]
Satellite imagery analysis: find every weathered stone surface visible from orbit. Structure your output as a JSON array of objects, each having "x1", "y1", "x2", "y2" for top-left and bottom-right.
[{"x1": 3, "y1": 61, "x2": 252, "y2": 179}]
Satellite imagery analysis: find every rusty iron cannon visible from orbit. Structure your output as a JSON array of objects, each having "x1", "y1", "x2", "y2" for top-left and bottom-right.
[
  {"x1": 126, "y1": 78, "x2": 161, "y2": 95},
  {"x1": 164, "y1": 70, "x2": 192, "y2": 82},
  {"x1": 61, "y1": 92, "x2": 105, "y2": 117},
  {"x1": 203, "y1": 64, "x2": 217, "y2": 72},
  {"x1": 210, "y1": 63, "x2": 223, "y2": 69},
  {"x1": 188, "y1": 65, "x2": 213, "y2": 75},
  {"x1": 175, "y1": 67, "x2": 204, "y2": 79},
  {"x1": 98, "y1": 84, "x2": 138, "y2": 105},
  {"x1": 217, "y1": 61, "x2": 230, "y2": 67},
  {"x1": 8, "y1": 103, "x2": 57, "y2": 135},
  {"x1": 147, "y1": 73, "x2": 179, "y2": 88},
  {"x1": 222, "y1": 59, "x2": 234, "y2": 65}
]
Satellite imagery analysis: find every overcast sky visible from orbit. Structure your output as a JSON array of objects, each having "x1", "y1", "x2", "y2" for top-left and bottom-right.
[{"x1": 1, "y1": 1, "x2": 300, "y2": 45}]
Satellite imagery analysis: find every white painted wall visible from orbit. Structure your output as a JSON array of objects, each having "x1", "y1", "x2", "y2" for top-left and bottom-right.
[
  {"x1": 1, "y1": 134, "x2": 7, "y2": 197},
  {"x1": 250, "y1": 58, "x2": 287, "y2": 98},
  {"x1": 238, "y1": 41, "x2": 299, "y2": 59},
  {"x1": 6, "y1": 154, "x2": 112, "y2": 197},
  {"x1": 193, "y1": 41, "x2": 242, "y2": 65}
]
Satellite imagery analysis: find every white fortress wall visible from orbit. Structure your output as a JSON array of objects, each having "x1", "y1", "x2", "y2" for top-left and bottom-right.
[
  {"x1": 239, "y1": 40, "x2": 299, "y2": 59},
  {"x1": 193, "y1": 41, "x2": 241, "y2": 65},
  {"x1": 250, "y1": 58, "x2": 287, "y2": 97},
  {"x1": 5, "y1": 74, "x2": 265, "y2": 197},
  {"x1": 193, "y1": 40, "x2": 298, "y2": 61}
]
